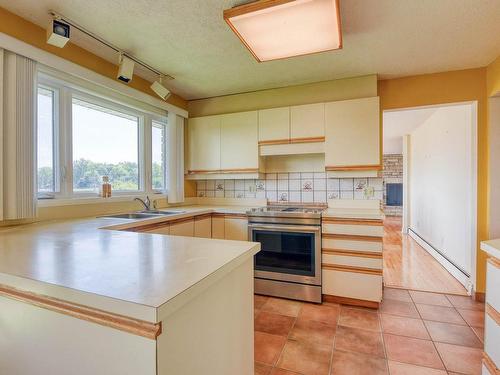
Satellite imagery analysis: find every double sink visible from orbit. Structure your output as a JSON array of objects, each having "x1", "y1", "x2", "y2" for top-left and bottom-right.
[{"x1": 103, "y1": 210, "x2": 186, "y2": 220}]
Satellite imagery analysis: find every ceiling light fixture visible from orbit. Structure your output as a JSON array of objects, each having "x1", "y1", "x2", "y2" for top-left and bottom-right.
[
  {"x1": 117, "y1": 53, "x2": 135, "y2": 83},
  {"x1": 151, "y1": 75, "x2": 171, "y2": 100},
  {"x1": 46, "y1": 17, "x2": 71, "y2": 48},
  {"x1": 223, "y1": 0, "x2": 342, "y2": 62}
]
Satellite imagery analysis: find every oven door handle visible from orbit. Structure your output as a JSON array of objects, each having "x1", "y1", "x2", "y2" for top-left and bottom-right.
[{"x1": 248, "y1": 224, "x2": 321, "y2": 232}]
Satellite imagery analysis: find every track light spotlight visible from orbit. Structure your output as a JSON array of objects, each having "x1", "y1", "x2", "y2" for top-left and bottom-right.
[
  {"x1": 150, "y1": 75, "x2": 171, "y2": 100},
  {"x1": 117, "y1": 53, "x2": 135, "y2": 83},
  {"x1": 46, "y1": 18, "x2": 70, "y2": 48}
]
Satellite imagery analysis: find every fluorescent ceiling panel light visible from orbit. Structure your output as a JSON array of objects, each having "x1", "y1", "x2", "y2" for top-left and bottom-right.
[{"x1": 224, "y1": 0, "x2": 342, "y2": 62}]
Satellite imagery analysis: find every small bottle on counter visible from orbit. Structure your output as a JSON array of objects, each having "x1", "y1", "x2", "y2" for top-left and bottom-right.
[{"x1": 101, "y1": 176, "x2": 112, "y2": 198}]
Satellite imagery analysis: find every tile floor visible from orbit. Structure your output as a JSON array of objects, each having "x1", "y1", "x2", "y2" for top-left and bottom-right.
[{"x1": 254, "y1": 288, "x2": 485, "y2": 375}]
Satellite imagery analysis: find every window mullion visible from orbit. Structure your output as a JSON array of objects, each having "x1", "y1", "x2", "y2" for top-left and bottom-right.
[
  {"x1": 143, "y1": 115, "x2": 152, "y2": 194},
  {"x1": 59, "y1": 87, "x2": 73, "y2": 198}
]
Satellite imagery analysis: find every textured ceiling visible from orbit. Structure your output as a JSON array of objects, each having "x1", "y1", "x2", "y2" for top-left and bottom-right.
[{"x1": 2, "y1": 0, "x2": 500, "y2": 100}]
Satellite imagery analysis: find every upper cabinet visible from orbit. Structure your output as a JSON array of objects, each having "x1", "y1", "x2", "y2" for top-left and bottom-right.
[
  {"x1": 290, "y1": 103, "x2": 325, "y2": 142},
  {"x1": 220, "y1": 111, "x2": 259, "y2": 171},
  {"x1": 324, "y1": 97, "x2": 380, "y2": 171},
  {"x1": 258, "y1": 107, "x2": 290, "y2": 144},
  {"x1": 187, "y1": 116, "x2": 220, "y2": 172}
]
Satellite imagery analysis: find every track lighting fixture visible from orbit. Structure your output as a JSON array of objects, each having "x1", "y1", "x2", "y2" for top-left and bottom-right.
[
  {"x1": 150, "y1": 75, "x2": 171, "y2": 100},
  {"x1": 117, "y1": 53, "x2": 135, "y2": 83},
  {"x1": 46, "y1": 18, "x2": 70, "y2": 48}
]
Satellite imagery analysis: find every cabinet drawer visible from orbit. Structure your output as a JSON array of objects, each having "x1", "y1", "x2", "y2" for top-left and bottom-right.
[
  {"x1": 486, "y1": 259, "x2": 500, "y2": 313},
  {"x1": 169, "y1": 219, "x2": 195, "y2": 237},
  {"x1": 322, "y1": 252, "x2": 382, "y2": 269},
  {"x1": 322, "y1": 268, "x2": 382, "y2": 302},
  {"x1": 485, "y1": 312, "x2": 500, "y2": 369},
  {"x1": 322, "y1": 234, "x2": 382, "y2": 253},
  {"x1": 322, "y1": 222, "x2": 384, "y2": 237}
]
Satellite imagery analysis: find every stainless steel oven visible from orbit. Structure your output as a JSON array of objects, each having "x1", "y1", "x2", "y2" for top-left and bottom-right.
[{"x1": 247, "y1": 207, "x2": 322, "y2": 303}]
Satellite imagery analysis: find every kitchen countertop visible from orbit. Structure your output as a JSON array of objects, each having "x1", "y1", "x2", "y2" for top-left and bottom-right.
[
  {"x1": 322, "y1": 207, "x2": 384, "y2": 221},
  {"x1": 481, "y1": 238, "x2": 500, "y2": 260},
  {"x1": 0, "y1": 205, "x2": 260, "y2": 323}
]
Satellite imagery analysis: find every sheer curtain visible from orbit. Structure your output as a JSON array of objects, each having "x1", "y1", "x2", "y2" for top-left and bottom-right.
[
  {"x1": 167, "y1": 112, "x2": 185, "y2": 203},
  {"x1": 0, "y1": 49, "x2": 37, "y2": 220}
]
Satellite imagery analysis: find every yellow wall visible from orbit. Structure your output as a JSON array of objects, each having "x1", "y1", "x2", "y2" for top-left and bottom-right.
[
  {"x1": 487, "y1": 55, "x2": 500, "y2": 97},
  {"x1": 0, "y1": 6, "x2": 187, "y2": 110},
  {"x1": 188, "y1": 75, "x2": 377, "y2": 117},
  {"x1": 378, "y1": 68, "x2": 490, "y2": 292}
]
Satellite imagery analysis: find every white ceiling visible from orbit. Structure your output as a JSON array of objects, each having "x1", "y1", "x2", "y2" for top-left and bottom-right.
[{"x1": 3, "y1": 0, "x2": 500, "y2": 100}]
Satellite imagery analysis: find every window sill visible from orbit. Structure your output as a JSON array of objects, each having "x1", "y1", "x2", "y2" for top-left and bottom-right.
[{"x1": 37, "y1": 193, "x2": 165, "y2": 208}]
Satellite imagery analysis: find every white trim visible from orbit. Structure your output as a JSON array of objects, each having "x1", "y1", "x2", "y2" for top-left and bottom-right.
[
  {"x1": 37, "y1": 193, "x2": 161, "y2": 208},
  {"x1": 0, "y1": 32, "x2": 188, "y2": 118}
]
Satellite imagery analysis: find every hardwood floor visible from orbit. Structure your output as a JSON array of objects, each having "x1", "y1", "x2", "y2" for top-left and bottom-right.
[{"x1": 383, "y1": 216, "x2": 467, "y2": 295}]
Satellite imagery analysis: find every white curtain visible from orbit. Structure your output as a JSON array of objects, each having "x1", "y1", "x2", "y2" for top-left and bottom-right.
[
  {"x1": 0, "y1": 49, "x2": 37, "y2": 220},
  {"x1": 167, "y1": 112, "x2": 185, "y2": 203}
]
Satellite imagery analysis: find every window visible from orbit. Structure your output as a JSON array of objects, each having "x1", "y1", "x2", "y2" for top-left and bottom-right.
[
  {"x1": 152, "y1": 120, "x2": 166, "y2": 191},
  {"x1": 37, "y1": 86, "x2": 56, "y2": 195},
  {"x1": 36, "y1": 72, "x2": 169, "y2": 200},
  {"x1": 72, "y1": 98, "x2": 140, "y2": 193}
]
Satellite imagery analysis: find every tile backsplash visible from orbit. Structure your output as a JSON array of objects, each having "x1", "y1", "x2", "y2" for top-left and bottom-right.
[{"x1": 196, "y1": 172, "x2": 383, "y2": 203}]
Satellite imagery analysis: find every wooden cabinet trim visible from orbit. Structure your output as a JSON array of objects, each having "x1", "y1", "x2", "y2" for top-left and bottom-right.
[
  {"x1": 325, "y1": 164, "x2": 382, "y2": 171},
  {"x1": 486, "y1": 303, "x2": 500, "y2": 326},
  {"x1": 322, "y1": 233, "x2": 383, "y2": 242},
  {"x1": 194, "y1": 213, "x2": 212, "y2": 221},
  {"x1": 258, "y1": 139, "x2": 290, "y2": 146},
  {"x1": 289, "y1": 136, "x2": 325, "y2": 144},
  {"x1": 187, "y1": 168, "x2": 259, "y2": 175},
  {"x1": 322, "y1": 263, "x2": 383, "y2": 276},
  {"x1": 168, "y1": 217, "x2": 196, "y2": 226},
  {"x1": 322, "y1": 249, "x2": 383, "y2": 259},
  {"x1": 322, "y1": 218, "x2": 383, "y2": 226},
  {"x1": 322, "y1": 294, "x2": 379, "y2": 309},
  {"x1": 482, "y1": 352, "x2": 499, "y2": 375},
  {"x1": 487, "y1": 256, "x2": 500, "y2": 269},
  {"x1": 0, "y1": 284, "x2": 162, "y2": 340}
]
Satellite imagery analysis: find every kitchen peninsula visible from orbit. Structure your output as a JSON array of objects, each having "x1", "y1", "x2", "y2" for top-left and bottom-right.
[{"x1": 0, "y1": 212, "x2": 260, "y2": 375}]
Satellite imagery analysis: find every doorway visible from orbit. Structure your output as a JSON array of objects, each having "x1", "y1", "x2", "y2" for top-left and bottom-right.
[{"x1": 382, "y1": 102, "x2": 477, "y2": 295}]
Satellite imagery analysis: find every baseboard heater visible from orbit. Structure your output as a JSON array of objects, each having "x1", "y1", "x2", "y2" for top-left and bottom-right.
[{"x1": 408, "y1": 228, "x2": 470, "y2": 278}]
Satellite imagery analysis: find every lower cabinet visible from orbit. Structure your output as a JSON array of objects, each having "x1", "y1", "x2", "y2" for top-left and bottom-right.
[
  {"x1": 212, "y1": 215, "x2": 225, "y2": 239},
  {"x1": 144, "y1": 224, "x2": 170, "y2": 235},
  {"x1": 169, "y1": 219, "x2": 195, "y2": 237},
  {"x1": 224, "y1": 217, "x2": 248, "y2": 241},
  {"x1": 194, "y1": 215, "x2": 212, "y2": 238}
]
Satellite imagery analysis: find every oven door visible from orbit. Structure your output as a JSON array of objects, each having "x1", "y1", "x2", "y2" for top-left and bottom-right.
[{"x1": 249, "y1": 223, "x2": 321, "y2": 285}]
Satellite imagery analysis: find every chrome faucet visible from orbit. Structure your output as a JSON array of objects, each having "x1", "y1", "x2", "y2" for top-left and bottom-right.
[{"x1": 134, "y1": 196, "x2": 151, "y2": 211}]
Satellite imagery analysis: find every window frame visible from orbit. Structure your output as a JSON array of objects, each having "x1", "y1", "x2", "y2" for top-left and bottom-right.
[
  {"x1": 151, "y1": 118, "x2": 167, "y2": 194},
  {"x1": 36, "y1": 72, "x2": 168, "y2": 202}
]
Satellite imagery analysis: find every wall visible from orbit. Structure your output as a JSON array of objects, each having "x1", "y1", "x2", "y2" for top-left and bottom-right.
[
  {"x1": 195, "y1": 174, "x2": 383, "y2": 204},
  {"x1": 383, "y1": 154, "x2": 403, "y2": 216},
  {"x1": 378, "y1": 67, "x2": 489, "y2": 293},
  {"x1": 0, "y1": 6, "x2": 187, "y2": 110},
  {"x1": 489, "y1": 96, "x2": 500, "y2": 238},
  {"x1": 409, "y1": 104, "x2": 474, "y2": 276}
]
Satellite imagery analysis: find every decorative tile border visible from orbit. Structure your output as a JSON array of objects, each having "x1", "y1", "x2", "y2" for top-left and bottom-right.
[{"x1": 196, "y1": 173, "x2": 383, "y2": 203}]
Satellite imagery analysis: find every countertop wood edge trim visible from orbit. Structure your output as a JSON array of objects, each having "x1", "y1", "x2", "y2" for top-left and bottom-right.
[
  {"x1": 0, "y1": 284, "x2": 162, "y2": 340},
  {"x1": 322, "y1": 218, "x2": 383, "y2": 226},
  {"x1": 322, "y1": 233, "x2": 383, "y2": 242},
  {"x1": 321, "y1": 263, "x2": 383, "y2": 276},
  {"x1": 322, "y1": 249, "x2": 383, "y2": 259},
  {"x1": 487, "y1": 257, "x2": 500, "y2": 269},
  {"x1": 483, "y1": 351, "x2": 500, "y2": 375},
  {"x1": 289, "y1": 136, "x2": 325, "y2": 144},
  {"x1": 486, "y1": 303, "x2": 500, "y2": 326}
]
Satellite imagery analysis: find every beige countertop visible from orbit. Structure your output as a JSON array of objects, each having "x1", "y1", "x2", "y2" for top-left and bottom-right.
[
  {"x1": 0, "y1": 205, "x2": 260, "y2": 322},
  {"x1": 481, "y1": 239, "x2": 500, "y2": 260}
]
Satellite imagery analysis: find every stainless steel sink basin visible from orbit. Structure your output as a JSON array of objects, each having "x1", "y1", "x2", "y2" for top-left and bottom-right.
[
  {"x1": 104, "y1": 213, "x2": 162, "y2": 219},
  {"x1": 137, "y1": 210, "x2": 186, "y2": 215}
]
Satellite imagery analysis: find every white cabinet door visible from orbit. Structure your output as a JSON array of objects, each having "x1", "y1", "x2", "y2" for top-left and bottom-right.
[
  {"x1": 258, "y1": 107, "x2": 290, "y2": 143},
  {"x1": 187, "y1": 116, "x2": 220, "y2": 172},
  {"x1": 324, "y1": 97, "x2": 380, "y2": 169},
  {"x1": 212, "y1": 216, "x2": 225, "y2": 239},
  {"x1": 290, "y1": 103, "x2": 325, "y2": 141},
  {"x1": 194, "y1": 216, "x2": 212, "y2": 238},
  {"x1": 220, "y1": 111, "x2": 259, "y2": 171},
  {"x1": 170, "y1": 219, "x2": 195, "y2": 237},
  {"x1": 224, "y1": 217, "x2": 248, "y2": 241}
]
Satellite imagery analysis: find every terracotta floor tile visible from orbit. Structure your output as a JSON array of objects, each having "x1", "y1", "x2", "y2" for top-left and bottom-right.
[
  {"x1": 255, "y1": 295, "x2": 269, "y2": 309},
  {"x1": 423, "y1": 320, "x2": 482, "y2": 348},
  {"x1": 298, "y1": 303, "x2": 340, "y2": 326},
  {"x1": 270, "y1": 369, "x2": 302, "y2": 375},
  {"x1": 255, "y1": 362, "x2": 273, "y2": 375},
  {"x1": 446, "y1": 295, "x2": 485, "y2": 311},
  {"x1": 380, "y1": 298, "x2": 419, "y2": 318},
  {"x1": 388, "y1": 361, "x2": 448, "y2": 375},
  {"x1": 254, "y1": 331, "x2": 287, "y2": 366},
  {"x1": 289, "y1": 318, "x2": 336, "y2": 346},
  {"x1": 380, "y1": 314, "x2": 430, "y2": 340},
  {"x1": 409, "y1": 291, "x2": 452, "y2": 307},
  {"x1": 261, "y1": 297, "x2": 303, "y2": 317},
  {"x1": 383, "y1": 333, "x2": 444, "y2": 369},
  {"x1": 415, "y1": 304, "x2": 466, "y2": 325},
  {"x1": 338, "y1": 306, "x2": 381, "y2": 332},
  {"x1": 457, "y1": 308, "x2": 484, "y2": 328},
  {"x1": 435, "y1": 342, "x2": 482, "y2": 374},
  {"x1": 383, "y1": 288, "x2": 413, "y2": 302},
  {"x1": 471, "y1": 326, "x2": 484, "y2": 342},
  {"x1": 277, "y1": 339, "x2": 331, "y2": 375},
  {"x1": 331, "y1": 350, "x2": 388, "y2": 375},
  {"x1": 334, "y1": 325, "x2": 385, "y2": 358},
  {"x1": 255, "y1": 311, "x2": 295, "y2": 337}
]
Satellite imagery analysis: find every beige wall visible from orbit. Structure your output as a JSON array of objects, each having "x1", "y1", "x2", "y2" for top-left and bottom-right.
[{"x1": 188, "y1": 75, "x2": 377, "y2": 117}]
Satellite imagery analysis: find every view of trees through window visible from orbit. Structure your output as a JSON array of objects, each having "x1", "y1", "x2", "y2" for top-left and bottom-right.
[{"x1": 37, "y1": 87, "x2": 55, "y2": 193}]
